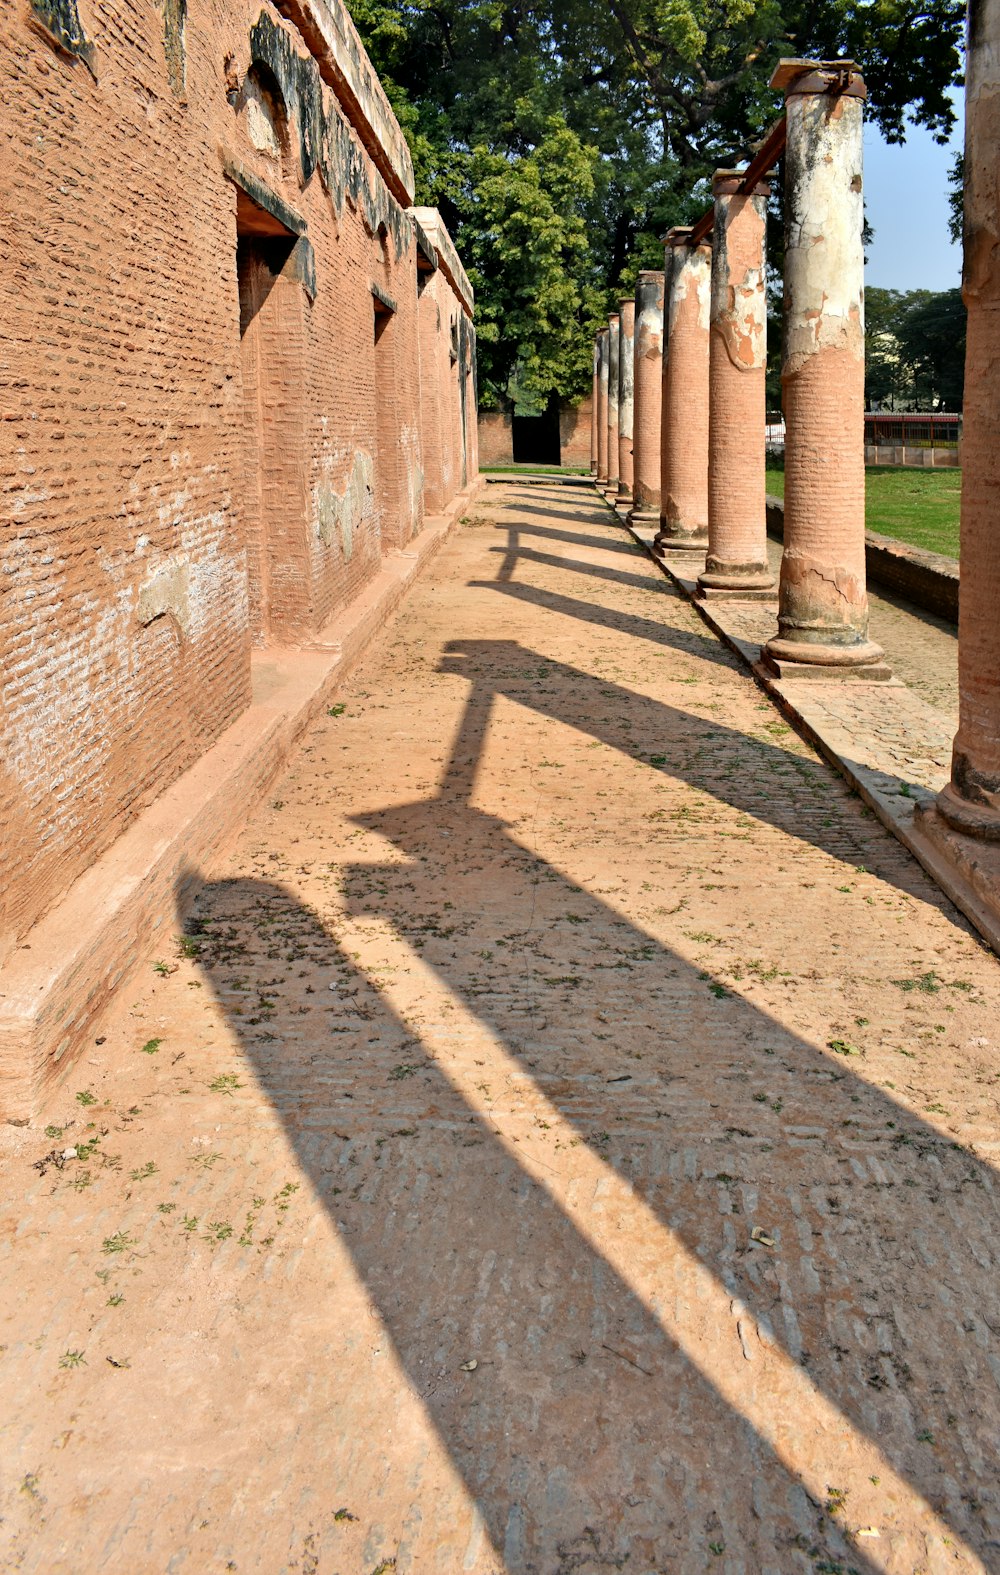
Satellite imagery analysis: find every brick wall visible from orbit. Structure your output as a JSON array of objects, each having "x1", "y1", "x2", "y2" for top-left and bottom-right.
[
  {"x1": 559, "y1": 397, "x2": 593, "y2": 467},
  {"x1": 0, "y1": 0, "x2": 470, "y2": 964}
]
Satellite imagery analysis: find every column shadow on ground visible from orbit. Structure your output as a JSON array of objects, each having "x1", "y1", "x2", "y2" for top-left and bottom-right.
[{"x1": 186, "y1": 644, "x2": 999, "y2": 1569}]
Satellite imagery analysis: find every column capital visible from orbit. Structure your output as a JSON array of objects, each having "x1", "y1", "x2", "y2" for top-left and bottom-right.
[
  {"x1": 769, "y1": 57, "x2": 866, "y2": 99},
  {"x1": 712, "y1": 168, "x2": 770, "y2": 199}
]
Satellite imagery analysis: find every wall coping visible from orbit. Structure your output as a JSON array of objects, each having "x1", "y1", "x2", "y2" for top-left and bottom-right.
[
  {"x1": 409, "y1": 206, "x2": 475, "y2": 314},
  {"x1": 276, "y1": 0, "x2": 415, "y2": 204}
]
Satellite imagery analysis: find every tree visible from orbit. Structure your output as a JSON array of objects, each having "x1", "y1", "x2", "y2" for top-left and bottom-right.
[
  {"x1": 863, "y1": 287, "x2": 966, "y2": 409},
  {"x1": 893, "y1": 288, "x2": 966, "y2": 408},
  {"x1": 347, "y1": 0, "x2": 966, "y2": 408}
]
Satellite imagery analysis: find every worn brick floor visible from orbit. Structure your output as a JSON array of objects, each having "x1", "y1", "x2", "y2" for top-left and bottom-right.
[{"x1": 2, "y1": 481, "x2": 999, "y2": 1575}]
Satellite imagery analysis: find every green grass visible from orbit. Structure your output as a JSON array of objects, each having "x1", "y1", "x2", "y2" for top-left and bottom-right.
[{"x1": 766, "y1": 464, "x2": 960, "y2": 559}]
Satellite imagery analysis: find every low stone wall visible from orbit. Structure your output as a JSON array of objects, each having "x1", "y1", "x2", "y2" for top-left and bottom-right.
[
  {"x1": 765, "y1": 496, "x2": 959, "y2": 623},
  {"x1": 864, "y1": 446, "x2": 961, "y2": 469}
]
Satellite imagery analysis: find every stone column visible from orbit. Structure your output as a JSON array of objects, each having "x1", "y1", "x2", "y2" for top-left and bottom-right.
[
  {"x1": 761, "y1": 59, "x2": 889, "y2": 678},
  {"x1": 606, "y1": 313, "x2": 620, "y2": 493},
  {"x1": 931, "y1": 0, "x2": 1000, "y2": 837},
  {"x1": 628, "y1": 269, "x2": 663, "y2": 527},
  {"x1": 596, "y1": 329, "x2": 609, "y2": 481},
  {"x1": 590, "y1": 338, "x2": 600, "y2": 475},
  {"x1": 698, "y1": 170, "x2": 775, "y2": 599},
  {"x1": 616, "y1": 297, "x2": 635, "y2": 506},
  {"x1": 655, "y1": 229, "x2": 711, "y2": 551}
]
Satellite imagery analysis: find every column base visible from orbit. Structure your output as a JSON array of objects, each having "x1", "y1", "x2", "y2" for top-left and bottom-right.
[
  {"x1": 653, "y1": 529, "x2": 709, "y2": 555},
  {"x1": 627, "y1": 507, "x2": 660, "y2": 528},
  {"x1": 908, "y1": 800, "x2": 1000, "y2": 955},
  {"x1": 759, "y1": 635, "x2": 892, "y2": 682},
  {"x1": 615, "y1": 489, "x2": 634, "y2": 509},
  {"x1": 934, "y1": 781, "x2": 1000, "y2": 842},
  {"x1": 697, "y1": 563, "x2": 775, "y2": 599},
  {"x1": 698, "y1": 583, "x2": 777, "y2": 603}
]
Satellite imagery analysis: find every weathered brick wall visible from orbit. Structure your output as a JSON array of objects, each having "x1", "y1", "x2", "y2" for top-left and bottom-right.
[
  {"x1": 559, "y1": 398, "x2": 594, "y2": 467},
  {"x1": 410, "y1": 208, "x2": 476, "y2": 514},
  {"x1": 0, "y1": 0, "x2": 465, "y2": 964},
  {"x1": 478, "y1": 412, "x2": 514, "y2": 466}
]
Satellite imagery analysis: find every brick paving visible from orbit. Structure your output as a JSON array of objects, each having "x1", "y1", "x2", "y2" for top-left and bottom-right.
[{"x1": 2, "y1": 480, "x2": 999, "y2": 1575}]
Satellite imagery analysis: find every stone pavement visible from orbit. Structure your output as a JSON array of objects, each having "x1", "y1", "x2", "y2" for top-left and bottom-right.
[
  {"x1": 2, "y1": 480, "x2": 999, "y2": 1575},
  {"x1": 619, "y1": 508, "x2": 1000, "y2": 956}
]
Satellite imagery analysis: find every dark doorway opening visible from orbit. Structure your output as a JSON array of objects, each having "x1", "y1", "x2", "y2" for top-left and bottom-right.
[{"x1": 512, "y1": 395, "x2": 561, "y2": 466}]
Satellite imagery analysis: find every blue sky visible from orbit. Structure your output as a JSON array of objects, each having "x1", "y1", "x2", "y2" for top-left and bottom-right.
[{"x1": 863, "y1": 97, "x2": 963, "y2": 292}]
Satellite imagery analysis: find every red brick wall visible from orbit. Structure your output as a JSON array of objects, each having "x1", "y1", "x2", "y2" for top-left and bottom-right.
[
  {"x1": 560, "y1": 398, "x2": 594, "y2": 467},
  {"x1": 479, "y1": 411, "x2": 515, "y2": 465},
  {"x1": 0, "y1": 0, "x2": 458, "y2": 963}
]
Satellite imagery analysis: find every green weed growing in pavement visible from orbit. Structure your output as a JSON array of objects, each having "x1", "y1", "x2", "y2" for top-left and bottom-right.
[
  {"x1": 892, "y1": 971, "x2": 940, "y2": 993},
  {"x1": 827, "y1": 1040, "x2": 861, "y2": 1057},
  {"x1": 107, "y1": 1293, "x2": 125, "y2": 1307},
  {"x1": 44, "y1": 1125, "x2": 64, "y2": 1139},
  {"x1": 59, "y1": 1350, "x2": 86, "y2": 1369},
  {"x1": 152, "y1": 960, "x2": 174, "y2": 976},
  {"x1": 208, "y1": 1074, "x2": 243, "y2": 1096},
  {"x1": 140, "y1": 1038, "x2": 162, "y2": 1055},
  {"x1": 129, "y1": 1162, "x2": 158, "y2": 1182},
  {"x1": 76, "y1": 1090, "x2": 97, "y2": 1107},
  {"x1": 102, "y1": 1231, "x2": 134, "y2": 1255}
]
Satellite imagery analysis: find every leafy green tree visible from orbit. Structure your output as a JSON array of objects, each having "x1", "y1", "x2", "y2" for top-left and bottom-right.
[
  {"x1": 347, "y1": 0, "x2": 965, "y2": 409},
  {"x1": 863, "y1": 287, "x2": 966, "y2": 409},
  {"x1": 894, "y1": 288, "x2": 966, "y2": 408}
]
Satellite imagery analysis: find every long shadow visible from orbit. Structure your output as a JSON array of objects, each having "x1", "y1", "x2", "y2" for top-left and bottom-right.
[
  {"x1": 495, "y1": 499, "x2": 623, "y2": 529},
  {"x1": 479, "y1": 519, "x2": 646, "y2": 558},
  {"x1": 431, "y1": 638, "x2": 958, "y2": 907},
  {"x1": 467, "y1": 573, "x2": 738, "y2": 669},
  {"x1": 190, "y1": 869, "x2": 890, "y2": 1571},
  {"x1": 488, "y1": 541, "x2": 665, "y2": 595},
  {"x1": 187, "y1": 640, "x2": 999, "y2": 1566}
]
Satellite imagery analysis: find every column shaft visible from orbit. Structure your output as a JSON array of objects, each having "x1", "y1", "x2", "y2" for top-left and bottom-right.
[
  {"x1": 935, "y1": 0, "x2": 1000, "y2": 835},
  {"x1": 596, "y1": 329, "x2": 609, "y2": 481},
  {"x1": 699, "y1": 171, "x2": 775, "y2": 597},
  {"x1": 655, "y1": 231, "x2": 711, "y2": 550},
  {"x1": 762, "y1": 60, "x2": 887, "y2": 676},
  {"x1": 616, "y1": 298, "x2": 635, "y2": 504},
  {"x1": 590, "y1": 339, "x2": 600, "y2": 475},
  {"x1": 606, "y1": 314, "x2": 620, "y2": 491},
  {"x1": 629, "y1": 271, "x2": 663, "y2": 525}
]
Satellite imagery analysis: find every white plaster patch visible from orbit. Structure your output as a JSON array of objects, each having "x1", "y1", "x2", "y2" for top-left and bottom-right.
[
  {"x1": 314, "y1": 450, "x2": 375, "y2": 561},
  {"x1": 785, "y1": 94, "x2": 864, "y2": 365}
]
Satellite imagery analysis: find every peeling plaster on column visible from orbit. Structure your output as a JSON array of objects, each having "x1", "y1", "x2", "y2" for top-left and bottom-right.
[
  {"x1": 964, "y1": 0, "x2": 1000, "y2": 305},
  {"x1": 784, "y1": 93, "x2": 865, "y2": 374},
  {"x1": 711, "y1": 196, "x2": 767, "y2": 373},
  {"x1": 636, "y1": 291, "x2": 663, "y2": 362},
  {"x1": 314, "y1": 449, "x2": 375, "y2": 562},
  {"x1": 619, "y1": 312, "x2": 634, "y2": 442},
  {"x1": 670, "y1": 246, "x2": 711, "y2": 337}
]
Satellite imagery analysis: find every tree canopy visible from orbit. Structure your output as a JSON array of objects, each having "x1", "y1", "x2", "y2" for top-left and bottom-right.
[
  {"x1": 866, "y1": 287, "x2": 967, "y2": 410},
  {"x1": 348, "y1": 0, "x2": 965, "y2": 409}
]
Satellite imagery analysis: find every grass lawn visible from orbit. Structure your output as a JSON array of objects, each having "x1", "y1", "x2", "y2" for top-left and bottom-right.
[{"x1": 765, "y1": 464, "x2": 961, "y2": 558}]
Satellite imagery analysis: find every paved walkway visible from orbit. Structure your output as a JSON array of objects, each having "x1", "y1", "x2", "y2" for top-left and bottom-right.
[{"x1": 2, "y1": 481, "x2": 999, "y2": 1575}]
